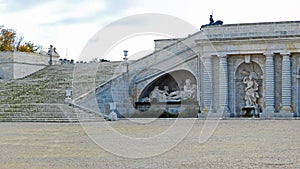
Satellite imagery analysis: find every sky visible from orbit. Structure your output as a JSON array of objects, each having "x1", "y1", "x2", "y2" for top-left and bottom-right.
[{"x1": 0, "y1": 0, "x2": 299, "y2": 61}]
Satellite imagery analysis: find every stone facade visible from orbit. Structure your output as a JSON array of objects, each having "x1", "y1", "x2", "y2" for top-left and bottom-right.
[
  {"x1": 93, "y1": 21, "x2": 300, "y2": 118},
  {"x1": 0, "y1": 51, "x2": 59, "y2": 81}
]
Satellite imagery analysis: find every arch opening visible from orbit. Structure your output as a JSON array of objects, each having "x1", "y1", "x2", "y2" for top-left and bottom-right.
[
  {"x1": 235, "y1": 61, "x2": 264, "y2": 117},
  {"x1": 133, "y1": 70, "x2": 199, "y2": 118}
]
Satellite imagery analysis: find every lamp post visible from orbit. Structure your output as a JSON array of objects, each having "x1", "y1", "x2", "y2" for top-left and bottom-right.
[{"x1": 122, "y1": 50, "x2": 129, "y2": 73}]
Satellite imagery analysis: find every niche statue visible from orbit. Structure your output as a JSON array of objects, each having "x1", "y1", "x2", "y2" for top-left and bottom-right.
[
  {"x1": 147, "y1": 79, "x2": 197, "y2": 102},
  {"x1": 243, "y1": 72, "x2": 259, "y2": 107}
]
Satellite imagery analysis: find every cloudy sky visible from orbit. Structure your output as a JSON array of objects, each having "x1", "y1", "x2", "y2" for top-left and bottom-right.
[{"x1": 0, "y1": 0, "x2": 299, "y2": 61}]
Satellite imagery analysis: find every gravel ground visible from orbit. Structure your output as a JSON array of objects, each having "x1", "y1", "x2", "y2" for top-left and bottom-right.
[{"x1": 0, "y1": 119, "x2": 300, "y2": 169}]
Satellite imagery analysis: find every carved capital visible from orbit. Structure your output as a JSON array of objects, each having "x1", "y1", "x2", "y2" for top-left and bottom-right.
[
  {"x1": 217, "y1": 53, "x2": 227, "y2": 58},
  {"x1": 280, "y1": 52, "x2": 291, "y2": 57},
  {"x1": 263, "y1": 51, "x2": 275, "y2": 57},
  {"x1": 263, "y1": 52, "x2": 274, "y2": 58}
]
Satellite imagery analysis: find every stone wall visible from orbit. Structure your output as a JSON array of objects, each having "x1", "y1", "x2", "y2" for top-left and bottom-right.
[
  {"x1": 94, "y1": 21, "x2": 300, "y2": 118},
  {"x1": 201, "y1": 21, "x2": 300, "y2": 40},
  {"x1": 95, "y1": 75, "x2": 135, "y2": 117},
  {"x1": 0, "y1": 51, "x2": 59, "y2": 81},
  {"x1": 0, "y1": 52, "x2": 13, "y2": 80},
  {"x1": 291, "y1": 54, "x2": 300, "y2": 113},
  {"x1": 154, "y1": 39, "x2": 180, "y2": 51}
]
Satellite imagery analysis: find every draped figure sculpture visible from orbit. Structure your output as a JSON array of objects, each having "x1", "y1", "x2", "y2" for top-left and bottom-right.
[
  {"x1": 169, "y1": 79, "x2": 196, "y2": 100},
  {"x1": 147, "y1": 79, "x2": 197, "y2": 102},
  {"x1": 243, "y1": 72, "x2": 260, "y2": 107}
]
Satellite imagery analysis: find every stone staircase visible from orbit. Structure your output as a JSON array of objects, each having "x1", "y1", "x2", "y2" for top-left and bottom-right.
[
  {"x1": 0, "y1": 62, "x2": 121, "y2": 122},
  {"x1": 72, "y1": 62, "x2": 121, "y2": 99},
  {"x1": 0, "y1": 103, "x2": 104, "y2": 122}
]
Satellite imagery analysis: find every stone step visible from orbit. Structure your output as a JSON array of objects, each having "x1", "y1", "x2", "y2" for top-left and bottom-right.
[
  {"x1": 0, "y1": 113, "x2": 74, "y2": 117},
  {"x1": 0, "y1": 113, "x2": 104, "y2": 123},
  {"x1": 0, "y1": 117, "x2": 79, "y2": 123},
  {"x1": 0, "y1": 103, "x2": 104, "y2": 123},
  {"x1": 0, "y1": 62, "x2": 120, "y2": 123}
]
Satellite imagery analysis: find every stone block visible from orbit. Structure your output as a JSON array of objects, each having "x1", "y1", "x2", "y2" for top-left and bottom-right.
[{"x1": 274, "y1": 112, "x2": 296, "y2": 119}]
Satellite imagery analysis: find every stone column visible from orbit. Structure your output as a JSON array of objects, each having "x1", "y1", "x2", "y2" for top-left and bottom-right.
[
  {"x1": 203, "y1": 56, "x2": 213, "y2": 113},
  {"x1": 217, "y1": 55, "x2": 229, "y2": 115},
  {"x1": 264, "y1": 53, "x2": 275, "y2": 117},
  {"x1": 281, "y1": 53, "x2": 292, "y2": 113}
]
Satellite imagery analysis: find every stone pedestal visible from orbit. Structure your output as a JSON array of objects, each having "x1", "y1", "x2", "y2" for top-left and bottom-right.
[
  {"x1": 64, "y1": 89, "x2": 72, "y2": 105},
  {"x1": 274, "y1": 112, "x2": 295, "y2": 119},
  {"x1": 122, "y1": 58, "x2": 129, "y2": 74},
  {"x1": 242, "y1": 106, "x2": 258, "y2": 117},
  {"x1": 106, "y1": 102, "x2": 118, "y2": 121}
]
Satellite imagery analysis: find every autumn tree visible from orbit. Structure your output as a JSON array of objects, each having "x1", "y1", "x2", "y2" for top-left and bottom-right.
[
  {"x1": 0, "y1": 26, "x2": 41, "y2": 53},
  {"x1": 0, "y1": 28, "x2": 16, "y2": 51}
]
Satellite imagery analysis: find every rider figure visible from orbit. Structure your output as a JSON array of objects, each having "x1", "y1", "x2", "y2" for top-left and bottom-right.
[{"x1": 209, "y1": 15, "x2": 214, "y2": 24}]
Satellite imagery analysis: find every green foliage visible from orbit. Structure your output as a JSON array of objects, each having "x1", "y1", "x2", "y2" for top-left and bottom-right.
[{"x1": 18, "y1": 41, "x2": 40, "y2": 52}]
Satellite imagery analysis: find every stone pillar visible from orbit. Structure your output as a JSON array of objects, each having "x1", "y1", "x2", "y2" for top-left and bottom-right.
[
  {"x1": 203, "y1": 56, "x2": 213, "y2": 113},
  {"x1": 264, "y1": 53, "x2": 275, "y2": 117},
  {"x1": 217, "y1": 55, "x2": 229, "y2": 115},
  {"x1": 281, "y1": 53, "x2": 292, "y2": 113}
]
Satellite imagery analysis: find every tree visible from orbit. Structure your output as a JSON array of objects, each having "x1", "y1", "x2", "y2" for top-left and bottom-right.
[
  {"x1": 18, "y1": 41, "x2": 40, "y2": 53},
  {"x1": 0, "y1": 28, "x2": 16, "y2": 51},
  {"x1": 0, "y1": 25, "x2": 41, "y2": 53},
  {"x1": 14, "y1": 35, "x2": 24, "y2": 51}
]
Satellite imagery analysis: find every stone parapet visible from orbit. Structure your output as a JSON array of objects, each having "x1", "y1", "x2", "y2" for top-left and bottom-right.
[
  {"x1": 154, "y1": 39, "x2": 180, "y2": 51},
  {"x1": 201, "y1": 21, "x2": 300, "y2": 40},
  {"x1": 0, "y1": 51, "x2": 57, "y2": 80}
]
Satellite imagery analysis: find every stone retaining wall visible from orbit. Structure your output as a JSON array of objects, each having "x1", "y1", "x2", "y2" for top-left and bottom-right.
[{"x1": 0, "y1": 51, "x2": 59, "y2": 81}]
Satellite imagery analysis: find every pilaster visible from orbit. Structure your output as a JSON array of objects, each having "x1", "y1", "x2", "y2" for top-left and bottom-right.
[
  {"x1": 280, "y1": 53, "x2": 292, "y2": 113},
  {"x1": 202, "y1": 56, "x2": 213, "y2": 113},
  {"x1": 263, "y1": 53, "x2": 275, "y2": 118},
  {"x1": 217, "y1": 55, "x2": 230, "y2": 115}
]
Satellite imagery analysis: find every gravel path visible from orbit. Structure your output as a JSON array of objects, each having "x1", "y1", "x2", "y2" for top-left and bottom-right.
[{"x1": 0, "y1": 120, "x2": 300, "y2": 169}]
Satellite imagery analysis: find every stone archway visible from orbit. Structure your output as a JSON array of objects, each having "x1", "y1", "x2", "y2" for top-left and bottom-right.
[
  {"x1": 235, "y1": 62, "x2": 263, "y2": 117},
  {"x1": 139, "y1": 70, "x2": 197, "y2": 101},
  {"x1": 134, "y1": 70, "x2": 199, "y2": 118}
]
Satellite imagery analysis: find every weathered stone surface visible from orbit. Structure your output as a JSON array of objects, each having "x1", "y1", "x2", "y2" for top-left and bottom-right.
[
  {"x1": 90, "y1": 21, "x2": 300, "y2": 118},
  {"x1": 0, "y1": 51, "x2": 60, "y2": 81}
]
